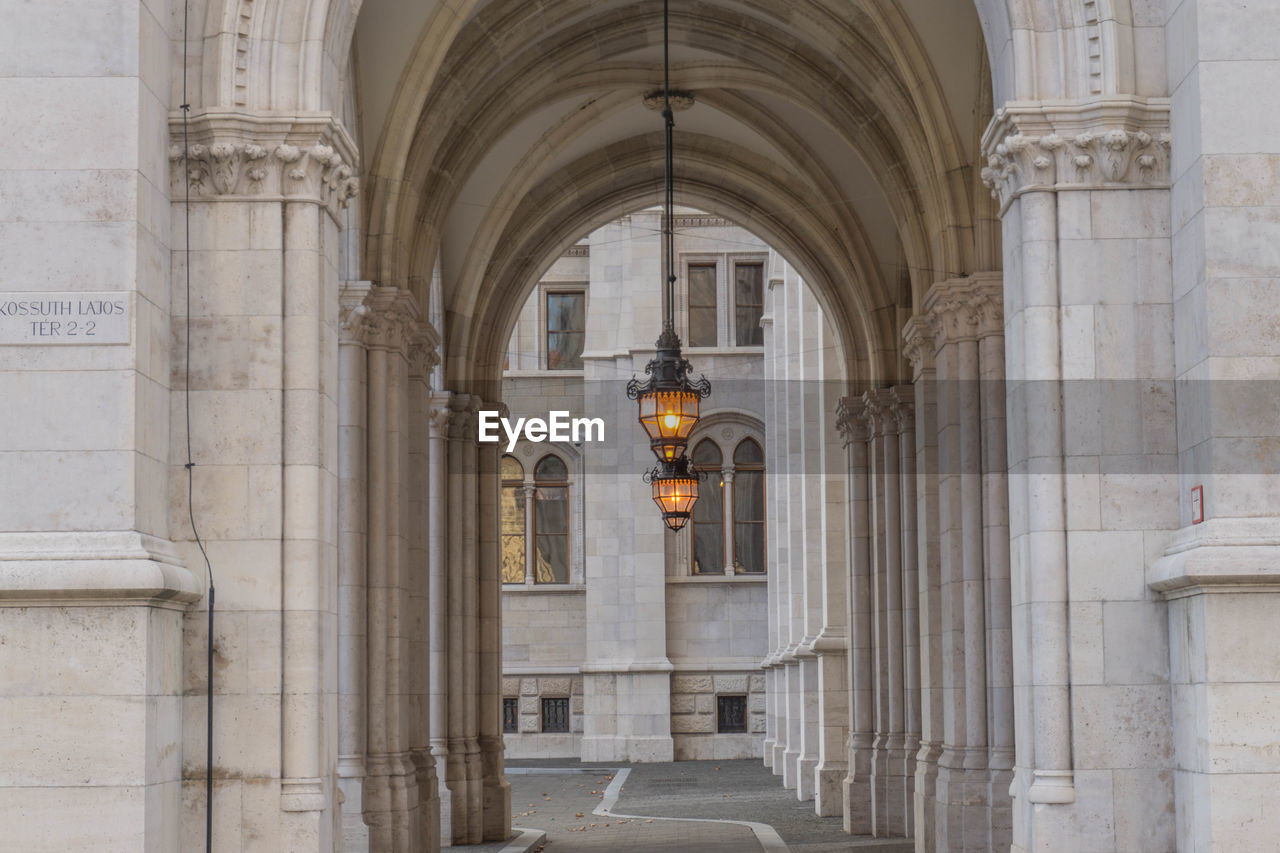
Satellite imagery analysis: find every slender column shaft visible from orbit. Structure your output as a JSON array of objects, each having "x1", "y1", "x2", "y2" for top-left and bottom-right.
[
  {"x1": 722, "y1": 468, "x2": 736, "y2": 574},
  {"x1": 958, "y1": 337, "x2": 988, "y2": 764},
  {"x1": 445, "y1": 405, "x2": 468, "y2": 843},
  {"x1": 364, "y1": 337, "x2": 391, "y2": 847},
  {"x1": 426, "y1": 395, "x2": 452, "y2": 845},
  {"x1": 460, "y1": 398, "x2": 483, "y2": 844}
]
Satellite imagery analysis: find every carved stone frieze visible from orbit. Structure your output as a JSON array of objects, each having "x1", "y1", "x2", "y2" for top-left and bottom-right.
[
  {"x1": 980, "y1": 97, "x2": 1171, "y2": 213},
  {"x1": 901, "y1": 316, "x2": 933, "y2": 371},
  {"x1": 168, "y1": 112, "x2": 359, "y2": 215}
]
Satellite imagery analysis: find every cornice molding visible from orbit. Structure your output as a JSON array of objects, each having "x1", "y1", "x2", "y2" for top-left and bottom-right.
[
  {"x1": 980, "y1": 97, "x2": 1171, "y2": 214},
  {"x1": 169, "y1": 111, "x2": 359, "y2": 215}
]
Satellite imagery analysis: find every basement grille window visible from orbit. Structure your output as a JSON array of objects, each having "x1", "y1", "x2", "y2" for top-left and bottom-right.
[
  {"x1": 541, "y1": 697, "x2": 570, "y2": 733},
  {"x1": 502, "y1": 698, "x2": 519, "y2": 734},
  {"x1": 717, "y1": 695, "x2": 747, "y2": 733}
]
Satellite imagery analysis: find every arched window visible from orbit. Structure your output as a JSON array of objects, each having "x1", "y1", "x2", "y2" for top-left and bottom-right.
[
  {"x1": 534, "y1": 455, "x2": 570, "y2": 583},
  {"x1": 500, "y1": 456, "x2": 525, "y2": 583},
  {"x1": 690, "y1": 439, "x2": 724, "y2": 574},
  {"x1": 733, "y1": 439, "x2": 766, "y2": 574}
]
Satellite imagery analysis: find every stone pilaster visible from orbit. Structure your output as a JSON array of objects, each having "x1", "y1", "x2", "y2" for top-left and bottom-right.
[
  {"x1": 903, "y1": 318, "x2": 942, "y2": 853},
  {"x1": 337, "y1": 282, "x2": 372, "y2": 849},
  {"x1": 425, "y1": 394, "x2": 453, "y2": 845},
  {"x1": 983, "y1": 97, "x2": 1178, "y2": 853},
  {"x1": 837, "y1": 396, "x2": 874, "y2": 835},
  {"x1": 361, "y1": 287, "x2": 422, "y2": 852}
]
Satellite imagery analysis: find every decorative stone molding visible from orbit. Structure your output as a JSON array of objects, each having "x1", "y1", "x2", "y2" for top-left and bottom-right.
[
  {"x1": 339, "y1": 281, "x2": 374, "y2": 346},
  {"x1": 408, "y1": 322, "x2": 443, "y2": 378},
  {"x1": 169, "y1": 111, "x2": 359, "y2": 216},
  {"x1": 427, "y1": 393, "x2": 453, "y2": 440},
  {"x1": 673, "y1": 214, "x2": 733, "y2": 229},
  {"x1": 921, "y1": 275, "x2": 1004, "y2": 353},
  {"x1": 642, "y1": 90, "x2": 695, "y2": 112},
  {"x1": 366, "y1": 286, "x2": 421, "y2": 357},
  {"x1": 563, "y1": 245, "x2": 590, "y2": 258},
  {"x1": 836, "y1": 396, "x2": 871, "y2": 446},
  {"x1": 901, "y1": 316, "x2": 933, "y2": 371},
  {"x1": 980, "y1": 97, "x2": 1171, "y2": 214},
  {"x1": 888, "y1": 386, "x2": 914, "y2": 434}
]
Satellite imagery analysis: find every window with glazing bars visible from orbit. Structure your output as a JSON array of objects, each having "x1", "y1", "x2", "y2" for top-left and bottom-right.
[
  {"x1": 541, "y1": 697, "x2": 570, "y2": 733},
  {"x1": 717, "y1": 695, "x2": 747, "y2": 733},
  {"x1": 502, "y1": 697, "x2": 519, "y2": 734}
]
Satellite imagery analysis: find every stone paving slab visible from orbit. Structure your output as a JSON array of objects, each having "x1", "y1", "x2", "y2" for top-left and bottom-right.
[
  {"x1": 503, "y1": 759, "x2": 914, "y2": 852},
  {"x1": 504, "y1": 765, "x2": 760, "y2": 851}
]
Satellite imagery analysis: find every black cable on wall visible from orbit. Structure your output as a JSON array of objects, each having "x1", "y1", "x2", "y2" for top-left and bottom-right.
[{"x1": 178, "y1": 0, "x2": 217, "y2": 849}]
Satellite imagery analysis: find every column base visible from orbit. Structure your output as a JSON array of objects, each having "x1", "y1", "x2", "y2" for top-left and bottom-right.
[
  {"x1": 935, "y1": 753, "x2": 991, "y2": 852},
  {"x1": 843, "y1": 740, "x2": 874, "y2": 835},
  {"x1": 913, "y1": 743, "x2": 941, "y2": 853},
  {"x1": 762, "y1": 737, "x2": 776, "y2": 769},
  {"x1": 813, "y1": 762, "x2": 847, "y2": 816},
  {"x1": 337, "y1": 773, "x2": 369, "y2": 852},
  {"x1": 480, "y1": 735, "x2": 511, "y2": 843},
  {"x1": 796, "y1": 756, "x2": 818, "y2": 801},
  {"x1": 871, "y1": 744, "x2": 913, "y2": 838}
]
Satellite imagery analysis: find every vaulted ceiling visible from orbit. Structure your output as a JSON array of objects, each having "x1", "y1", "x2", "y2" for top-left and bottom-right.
[{"x1": 351, "y1": 0, "x2": 998, "y2": 387}]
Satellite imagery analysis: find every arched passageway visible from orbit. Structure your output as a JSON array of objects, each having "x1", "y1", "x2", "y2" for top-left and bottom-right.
[{"x1": 14, "y1": 0, "x2": 1280, "y2": 852}]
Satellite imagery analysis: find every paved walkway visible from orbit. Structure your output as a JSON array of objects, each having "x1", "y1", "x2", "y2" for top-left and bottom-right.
[{"x1": 489, "y1": 759, "x2": 916, "y2": 853}]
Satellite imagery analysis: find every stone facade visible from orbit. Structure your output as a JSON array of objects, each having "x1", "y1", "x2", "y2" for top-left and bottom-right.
[{"x1": 4, "y1": 1, "x2": 1280, "y2": 852}]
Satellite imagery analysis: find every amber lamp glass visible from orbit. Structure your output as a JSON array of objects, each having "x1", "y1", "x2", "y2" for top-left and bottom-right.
[
  {"x1": 638, "y1": 389, "x2": 701, "y2": 461},
  {"x1": 646, "y1": 459, "x2": 700, "y2": 531}
]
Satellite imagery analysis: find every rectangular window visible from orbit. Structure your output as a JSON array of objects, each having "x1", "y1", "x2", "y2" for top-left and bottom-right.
[
  {"x1": 734, "y1": 262, "x2": 764, "y2": 346},
  {"x1": 502, "y1": 697, "x2": 519, "y2": 734},
  {"x1": 717, "y1": 695, "x2": 747, "y2": 733},
  {"x1": 546, "y1": 291, "x2": 585, "y2": 370},
  {"x1": 534, "y1": 486, "x2": 569, "y2": 583},
  {"x1": 687, "y1": 264, "x2": 718, "y2": 347},
  {"x1": 734, "y1": 469, "x2": 766, "y2": 574},
  {"x1": 541, "y1": 697, "x2": 570, "y2": 733},
  {"x1": 692, "y1": 474, "x2": 724, "y2": 574},
  {"x1": 500, "y1": 485, "x2": 526, "y2": 583}
]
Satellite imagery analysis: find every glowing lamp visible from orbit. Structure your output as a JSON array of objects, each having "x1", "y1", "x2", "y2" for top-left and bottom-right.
[{"x1": 644, "y1": 458, "x2": 701, "y2": 531}]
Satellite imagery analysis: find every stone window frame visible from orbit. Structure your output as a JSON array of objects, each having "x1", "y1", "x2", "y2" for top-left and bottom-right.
[
  {"x1": 537, "y1": 281, "x2": 588, "y2": 373},
  {"x1": 671, "y1": 411, "x2": 768, "y2": 581},
  {"x1": 677, "y1": 250, "x2": 768, "y2": 351},
  {"x1": 501, "y1": 445, "x2": 586, "y2": 588}
]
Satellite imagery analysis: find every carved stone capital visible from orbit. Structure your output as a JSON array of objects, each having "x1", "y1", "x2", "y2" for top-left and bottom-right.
[
  {"x1": 980, "y1": 97, "x2": 1171, "y2": 214},
  {"x1": 169, "y1": 112, "x2": 359, "y2": 217},
  {"x1": 836, "y1": 396, "x2": 870, "y2": 446},
  {"x1": 366, "y1": 286, "x2": 421, "y2": 356},
  {"x1": 888, "y1": 385, "x2": 915, "y2": 434},
  {"x1": 339, "y1": 281, "x2": 374, "y2": 346},
  {"x1": 427, "y1": 392, "x2": 453, "y2": 439},
  {"x1": 922, "y1": 274, "x2": 1004, "y2": 350},
  {"x1": 863, "y1": 388, "x2": 898, "y2": 438},
  {"x1": 408, "y1": 321, "x2": 442, "y2": 379},
  {"x1": 902, "y1": 316, "x2": 934, "y2": 371}
]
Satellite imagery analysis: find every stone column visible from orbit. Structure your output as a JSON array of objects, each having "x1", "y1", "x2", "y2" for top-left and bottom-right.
[
  {"x1": 976, "y1": 293, "x2": 1013, "y2": 846},
  {"x1": 407, "y1": 330, "x2": 442, "y2": 853},
  {"x1": 837, "y1": 397, "x2": 874, "y2": 835},
  {"x1": 812, "y1": 326, "x2": 850, "y2": 818},
  {"x1": 362, "y1": 287, "x2": 422, "y2": 851},
  {"x1": 476, "y1": 418, "x2": 512, "y2": 842},
  {"x1": 721, "y1": 467, "x2": 736, "y2": 575},
  {"x1": 760, "y1": 286, "x2": 780, "y2": 770},
  {"x1": 426, "y1": 394, "x2": 453, "y2": 844},
  {"x1": 892, "y1": 386, "x2": 919, "y2": 843},
  {"x1": 903, "y1": 319, "x2": 942, "y2": 853},
  {"x1": 865, "y1": 390, "x2": 894, "y2": 834},
  {"x1": 444, "y1": 400, "x2": 470, "y2": 842},
  {"x1": 459, "y1": 396, "x2": 484, "y2": 844},
  {"x1": 925, "y1": 278, "x2": 991, "y2": 852},
  {"x1": 337, "y1": 282, "x2": 372, "y2": 848},
  {"x1": 166, "y1": 117, "x2": 356, "y2": 850}
]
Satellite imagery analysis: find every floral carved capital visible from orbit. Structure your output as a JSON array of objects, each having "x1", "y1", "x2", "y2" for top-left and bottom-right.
[{"x1": 980, "y1": 98, "x2": 1171, "y2": 213}]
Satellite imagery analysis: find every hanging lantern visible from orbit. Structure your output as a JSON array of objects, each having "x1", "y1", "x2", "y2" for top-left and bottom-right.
[
  {"x1": 644, "y1": 457, "x2": 701, "y2": 531},
  {"x1": 629, "y1": 329, "x2": 711, "y2": 463},
  {"x1": 624, "y1": 0, "x2": 711, "y2": 524}
]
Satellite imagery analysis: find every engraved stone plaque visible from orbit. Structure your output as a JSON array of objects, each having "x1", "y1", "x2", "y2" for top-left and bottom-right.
[{"x1": 0, "y1": 292, "x2": 131, "y2": 345}]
